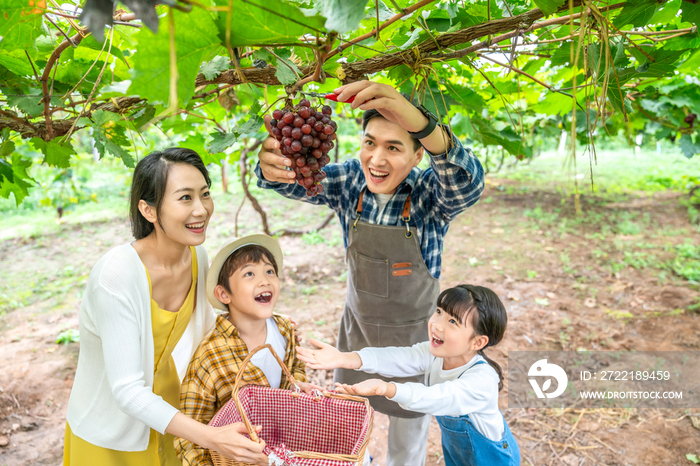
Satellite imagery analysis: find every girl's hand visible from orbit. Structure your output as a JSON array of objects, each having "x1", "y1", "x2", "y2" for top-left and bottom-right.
[
  {"x1": 296, "y1": 338, "x2": 361, "y2": 370},
  {"x1": 258, "y1": 115, "x2": 296, "y2": 184},
  {"x1": 335, "y1": 379, "x2": 397, "y2": 398},
  {"x1": 333, "y1": 81, "x2": 428, "y2": 134},
  {"x1": 209, "y1": 423, "x2": 268, "y2": 465},
  {"x1": 296, "y1": 381, "x2": 328, "y2": 394}
]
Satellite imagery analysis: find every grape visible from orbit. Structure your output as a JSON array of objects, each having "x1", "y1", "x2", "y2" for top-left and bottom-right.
[{"x1": 266, "y1": 99, "x2": 336, "y2": 197}]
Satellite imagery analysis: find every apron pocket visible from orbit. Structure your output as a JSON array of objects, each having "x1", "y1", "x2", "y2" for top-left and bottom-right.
[
  {"x1": 377, "y1": 318, "x2": 429, "y2": 347},
  {"x1": 354, "y1": 252, "x2": 389, "y2": 298}
]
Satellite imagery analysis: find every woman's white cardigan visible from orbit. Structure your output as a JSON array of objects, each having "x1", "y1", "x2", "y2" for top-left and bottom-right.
[{"x1": 66, "y1": 243, "x2": 216, "y2": 451}]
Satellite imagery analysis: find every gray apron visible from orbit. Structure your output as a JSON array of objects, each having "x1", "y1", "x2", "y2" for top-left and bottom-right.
[{"x1": 335, "y1": 191, "x2": 440, "y2": 418}]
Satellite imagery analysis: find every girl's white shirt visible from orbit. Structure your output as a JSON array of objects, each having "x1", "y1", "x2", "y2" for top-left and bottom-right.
[
  {"x1": 66, "y1": 244, "x2": 216, "y2": 451},
  {"x1": 356, "y1": 341, "x2": 505, "y2": 441}
]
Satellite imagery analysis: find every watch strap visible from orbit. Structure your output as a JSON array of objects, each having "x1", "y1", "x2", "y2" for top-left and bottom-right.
[{"x1": 408, "y1": 104, "x2": 438, "y2": 139}]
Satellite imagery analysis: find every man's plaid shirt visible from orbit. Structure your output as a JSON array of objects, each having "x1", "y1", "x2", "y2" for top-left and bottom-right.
[
  {"x1": 255, "y1": 130, "x2": 484, "y2": 278},
  {"x1": 175, "y1": 314, "x2": 307, "y2": 465}
]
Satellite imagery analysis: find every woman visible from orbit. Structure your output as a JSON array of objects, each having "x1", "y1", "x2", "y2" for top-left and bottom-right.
[{"x1": 64, "y1": 148, "x2": 268, "y2": 465}]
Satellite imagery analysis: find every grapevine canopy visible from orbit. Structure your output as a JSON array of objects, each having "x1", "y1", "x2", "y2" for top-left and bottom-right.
[{"x1": 1, "y1": 0, "x2": 699, "y2": 204}]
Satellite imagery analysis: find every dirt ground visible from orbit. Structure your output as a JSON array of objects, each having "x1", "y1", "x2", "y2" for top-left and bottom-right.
[{"x1": 1, "y1": 178, "x2": 699, "y2": 466}]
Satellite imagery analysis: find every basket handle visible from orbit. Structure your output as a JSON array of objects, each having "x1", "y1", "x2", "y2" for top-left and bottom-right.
[{"x1": 231, "y1": 343, "x2": 300, "y2": 442}]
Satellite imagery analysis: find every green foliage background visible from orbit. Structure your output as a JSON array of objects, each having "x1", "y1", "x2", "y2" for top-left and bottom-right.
[{"x1": 1, "y1": 0, "x2": 699, "y2": 207}]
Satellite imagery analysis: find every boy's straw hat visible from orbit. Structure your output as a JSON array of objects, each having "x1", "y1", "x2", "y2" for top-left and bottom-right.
[{"x1": 206, "y1": 234, "x2": 284, "y2": 311}]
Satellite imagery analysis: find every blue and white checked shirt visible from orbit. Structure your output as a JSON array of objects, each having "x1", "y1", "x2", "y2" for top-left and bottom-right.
[{"x1": 254, "y1": 131, "x2": 484, "y2": 279}]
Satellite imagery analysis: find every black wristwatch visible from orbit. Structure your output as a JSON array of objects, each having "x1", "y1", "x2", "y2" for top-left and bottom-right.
[{"x1": 407, "y1": 104, "x2": 438, "y2": 139}]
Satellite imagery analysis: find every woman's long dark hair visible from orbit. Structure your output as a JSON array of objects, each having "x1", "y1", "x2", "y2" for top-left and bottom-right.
[
  {"x1": 129, "y1": 148, "x2": 211, "y2": 239},
  {"x1": 436, "y1": 284, "x2": 508, "y2": 391}
]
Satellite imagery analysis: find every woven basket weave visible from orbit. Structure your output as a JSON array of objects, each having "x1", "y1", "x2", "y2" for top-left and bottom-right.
[{"x1": 208, "y1": 344, "x2": 373, "y2": 466}]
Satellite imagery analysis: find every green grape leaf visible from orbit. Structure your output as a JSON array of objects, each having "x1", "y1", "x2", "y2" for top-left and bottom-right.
[
  {"x1": 446, "y1": 85, "x2": 485, "y2": 112},
  {"x1": 236, "y1": 101, "x2": 264, "y2": 135},
  {"x1": 180, "y1": 133, "x2": 208, "y2": 158},
  {"x1": 681, "y1": 1, "x2": 700, "y2": 25},
  {"x1": 131, "y1": 104, "x2": 157, "y2": 131},
  {"x1": 129, "y1": 8, "x2": 220, "y2": 106},
  {"x1": 79, "y1": 34, "x2": 128, "y2": 65},
  {"x1": 0, "y1": 0, "x2": 44, "y2": 51},
  {"x1": 0, "y1": 140, "x2": 15, "y2": 159},
  {"x1": 532, "y1": 0, "x2": 565, "y2": 16},
  {"x1": 200, "y1": 55, "x2": 230, "y2": 80},
  {"x1": 0, "y1": 152, "x2": 34, "y2": 205},
  {"x1": 613, "y1": 0, "x2": 660, "y2": 28},
  {"x1": 0, "y1": 49, "x2": 35, "y2": 76},
  {"x1": 0, "y1": 158, "x2": 13, "y2": 184},
  {"x1": 649, "y1": 0, "x2": 680, "y2": 24},
  {"x1": 635, "y1": 49, "x2": 686, "y2": 78},
  {"x1": 680, "y1": 134, "x2": 700, "y2": 158},
  {"x1": 215, "y1": 0, "x2": 327, "y2": 47},
  {"x1": 30, "y1": 137, "x2": 75, "y2": 168},
  {"x1": 208, "y1": 131, "x2": 237, "y2": 154},
  {"x1": 89, "y1": 110, "x2": 135, "y2": 167},
  {"x1": 4, "y1": 88, "x2": 44, "y2": 117},
  {"x1": 366, "y1": 0, "x2": 394, "y2": 21},
  {"x1": 274, "y1": 54, "x2": 300, "y2": 85},
  {"x1": 315, "y1": 0, "x2": 370, "y2": 33}
]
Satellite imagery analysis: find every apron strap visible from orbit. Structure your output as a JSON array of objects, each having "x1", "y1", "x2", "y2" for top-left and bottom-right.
[{"x1": 353, "y1": 190, "x2": 413, "y2": 239}]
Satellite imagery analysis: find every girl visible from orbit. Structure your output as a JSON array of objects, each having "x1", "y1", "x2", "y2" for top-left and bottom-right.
[
  {"x1": 297, "y1": 284, "x2": 520, "y2": 466},
  {"x1": 64, "y1": 148, "x2": 268, "y2": 466}
]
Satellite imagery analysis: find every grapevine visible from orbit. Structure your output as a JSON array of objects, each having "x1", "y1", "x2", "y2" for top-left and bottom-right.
[{"x1": 269, "y1": 99, "x2": 336, "y2": 197}]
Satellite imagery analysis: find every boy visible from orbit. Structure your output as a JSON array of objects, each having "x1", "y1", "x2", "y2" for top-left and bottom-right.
[
  {"x1": 255, "y1": 81, "x2": 484, "y2": 466},
  {"x1": 175, "y1": 234, "x2": 313, "y2": 466}
]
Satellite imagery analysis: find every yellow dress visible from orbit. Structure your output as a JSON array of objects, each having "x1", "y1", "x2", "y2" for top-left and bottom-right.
[{"x1": 64, "y1": 247, "x2": 197, "y2": 466}]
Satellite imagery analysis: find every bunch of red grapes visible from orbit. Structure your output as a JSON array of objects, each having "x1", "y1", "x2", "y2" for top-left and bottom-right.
[{"x1": 269, "y1": 99, "x2": 336, "y2": 197}]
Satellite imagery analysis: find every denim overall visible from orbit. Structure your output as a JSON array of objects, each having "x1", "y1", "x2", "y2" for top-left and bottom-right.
[{"x1": 435, "y1": 361, "x2": 521, "y2": 466}]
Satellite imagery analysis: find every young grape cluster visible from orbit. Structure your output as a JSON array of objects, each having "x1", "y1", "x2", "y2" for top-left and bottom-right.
[{"x1": 268, "y1": 99, "x2": 336, "y2": 197}]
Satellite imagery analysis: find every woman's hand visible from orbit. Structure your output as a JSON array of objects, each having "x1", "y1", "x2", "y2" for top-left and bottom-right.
[
  {"x1": 167, "y1": 413, "x2": 268, "y2": 465},
  {"x1": 208, "y1": 423, "x2": 268, "y2": 466},
  {"x1": 258, "y1": 115, "x2": 297, "y2": 184},
  {"x1": 335, "y1": 379, "x2": 397, "y2": 398},
  {"x1": 296, "y1": 338, "x2": 362, "y2": 370}
]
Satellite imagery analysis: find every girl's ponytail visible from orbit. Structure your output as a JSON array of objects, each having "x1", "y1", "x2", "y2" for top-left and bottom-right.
[{"x1": 478, "y1": 349, "x2": 504, "y2": 392}]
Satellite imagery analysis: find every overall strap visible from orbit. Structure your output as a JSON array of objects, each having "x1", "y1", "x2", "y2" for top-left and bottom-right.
[
  {"x1": 353, "y1": 189, "x2": 413, "y2": 239},
  {"x1": 457, "y1": 360, "x2": 488, "y2": 379}
]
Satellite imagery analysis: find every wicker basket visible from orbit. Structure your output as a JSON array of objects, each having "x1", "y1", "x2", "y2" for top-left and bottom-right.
[{"x1": 209, "y1": 344, "x2": 373, "y2": 466}]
